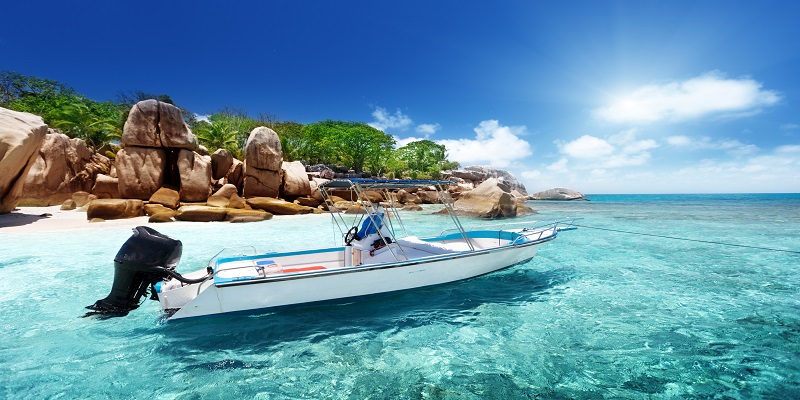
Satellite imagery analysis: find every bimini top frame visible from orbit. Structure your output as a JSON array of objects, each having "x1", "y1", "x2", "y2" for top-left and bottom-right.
[{"x1": 319, "y1": 179, "x2": 474, "y2": 252}]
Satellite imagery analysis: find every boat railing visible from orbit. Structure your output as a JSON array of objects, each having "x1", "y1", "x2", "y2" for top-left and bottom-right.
[
  {"x1": 439, "y1": 220, "x2": 542, "y2": 236},
  {"x1": 440, "y1": 217, "x2": 582, "y2": 237},
  {"x1": 509, "y1": 218, "x2": 583, "y2": 245},
  {"x1": 207, "y1": 246, "x2": 259, "y2": 270}
]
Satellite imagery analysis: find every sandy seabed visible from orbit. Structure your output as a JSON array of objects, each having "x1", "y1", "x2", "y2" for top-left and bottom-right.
[{"x1": 0, "y1": 206, "x2": 152, "y2": 233}]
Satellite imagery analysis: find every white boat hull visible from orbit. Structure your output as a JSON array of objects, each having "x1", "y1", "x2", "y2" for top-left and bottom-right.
[{"x1": 165, "y1": 239, "x2": 546, "y2": 320}]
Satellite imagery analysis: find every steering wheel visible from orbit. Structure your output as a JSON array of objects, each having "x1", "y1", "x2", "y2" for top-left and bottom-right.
[{"x1": 345, "y1": 227, "x2": 361, "y2": 245}]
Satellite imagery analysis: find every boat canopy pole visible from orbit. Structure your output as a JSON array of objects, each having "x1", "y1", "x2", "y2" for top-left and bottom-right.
[
  {"x1": 352, "y1": 182, "x2": 406, "y2": 261},
  {"x1": 320, "y1": 186, "x2": 349, "y2": 240},
  {"x1": 435, "y1": 181, "x2": 474, "y2": 251}
]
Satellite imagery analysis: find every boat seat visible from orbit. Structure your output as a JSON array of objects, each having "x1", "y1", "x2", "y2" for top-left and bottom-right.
[{"x1": 395, "y1": 236, "x2": 465, "y2": 255}]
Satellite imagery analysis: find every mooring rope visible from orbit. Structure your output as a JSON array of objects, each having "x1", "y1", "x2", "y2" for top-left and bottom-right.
[{"x1": 571, "y1": 223, "x2": 800, "y2": 255}]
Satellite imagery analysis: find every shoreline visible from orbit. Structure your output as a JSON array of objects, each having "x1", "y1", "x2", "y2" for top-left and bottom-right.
[{"x1": 0, "y1": 206, "x2": 152, "y2": 234}]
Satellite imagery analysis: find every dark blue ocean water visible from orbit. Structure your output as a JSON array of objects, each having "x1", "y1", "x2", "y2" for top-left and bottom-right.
[{"x1": 1, "y1": 194, "x2": 799, "y2": 399}]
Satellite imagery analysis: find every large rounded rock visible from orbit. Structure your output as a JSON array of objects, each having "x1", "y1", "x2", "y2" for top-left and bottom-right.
[
  {"x1": 91, "y1": 174, "x2": 120, "y2": 199},
  {"x1": 149, "y1": 212, "x2": 175, "y2": 223},
  {"x1": 243, "y1": 162, "x2": 281, "y2": 198},
  {"x1": 246, "y1": 197, "x2": 314, "y2": 215},
  {"x1": 174, "y1": 205, "x2": 228, "y2": 222},
  {"x1": 20, "y1": 132, "x2": 111, "y2": 206},
  {"x1": 281, "y1": 160, "x2": 311, "y2": 198},
  {"x1": 177, "y1": 149, "x2": 212, "y2": 202},
  {"x1": 244, "y1": 127, "x2": 282, "y2": 171},
  {"x1": 211, "y1": 148, "x2": 233, "y2": 180},
  {"x1": 144, "y1": 203, "x2": 175, "y2": 216},
  {"x1": 206, "y1": 195, "x2": 229, "y2": 208},
  {"x1": 121, "y1": 99, "x2": 160, "y2": 147},
  {"x1": 121, "y1": 100, "x2": 198, "y2": 150},
  {"x1": 457, "y1": 166, "x2": 528, "y2": 195},
  {"x1": 450, "y1": 178, "x2": 517, "y2": 219},
  {"x1": 86, "y1": 199, "x2": 144, "y2": 220},
  {"x1": 225, "y1": 159, "x2": 244, "y2": 189},
  {"x1": 18, "y1": 133, "x2": 94, "y2": 206},
  {"x1": 529, "y1": 188, "x2": 587, "y2": 201},
  {"x1": 116, "y1": 147, "x2": 165, "y2": 199},
  {"x1": 212, "y1": 183, "x2": 238, "y2": 199},
  {"x1": 149, "y1": 187, "x2": 180, "y2": 209},
  {"x1": 225, "y1": 208, "x2": 272, "y2": 223},
  {"x1": 72, "y1": 191, "x2": 96, "y2": 207},
  {"x1": 416, "y1": 190, "x2": 440, "y2": 204},
  {"x1": 0, "y1": 107, "x2": 48, "y2": 213}
]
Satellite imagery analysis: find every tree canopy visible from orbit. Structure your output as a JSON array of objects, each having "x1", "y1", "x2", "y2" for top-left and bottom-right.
[{"x1": 0, "y1": 71, "x2": 460, "y2": 178}]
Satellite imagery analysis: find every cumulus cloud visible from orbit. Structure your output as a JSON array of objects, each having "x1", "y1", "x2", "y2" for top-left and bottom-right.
[
  {"x1": 593, "y1": 72, "x2": 781, "y2": 124},
  {"x1": 555, "y1": 129, "x2": 658, "y2": 169},
  {"x1": 521, "y1": 170, "x2": 542, "y2": 179},
  {"x1": 671, "y1": 146, "x2": 800, "y2": 192},
  {"x1": 369, "y1": 107, "x2": 413, "y2": 132},
  {"x1": 416, "y1": 123, "x2": 440, "y2": 135},
  {"x1": 776, "y1": 144, "x2": 800, "y2": 154},
  {"x1": 666, "y1": 135, "x2": 758, "y2": 156},
  {"x1": 194, "y1": 113, "x2": 210, "y2": 123},
  {"x1": 436, "y1": 120, "x2": 532, "y2": 168},
  {"x1": 393, "y1": 135, "x2": 426, "y2": 148},
  {"x1": 546, "y1": 158, "x2": 569, "y2": 173},
  {"x1": 559, "y1": 135, "x2": 615, "y2": 159}
]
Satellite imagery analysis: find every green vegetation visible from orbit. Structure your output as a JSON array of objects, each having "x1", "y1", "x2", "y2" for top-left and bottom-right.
[
  {"x1": 1, "y1": 71, "x2": 459, "y2": 178},
  {"x1": 392, "y1": 140, "x2": 460, "y2": 179},
  {"x1": 0, "y1": 71, "x2": 123, "y2": 149}
]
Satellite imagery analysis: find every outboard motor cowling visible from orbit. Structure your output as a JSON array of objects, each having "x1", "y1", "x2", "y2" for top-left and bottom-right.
[{"x1": 86, "y1": 226, "x2": 182, "y2": 316}]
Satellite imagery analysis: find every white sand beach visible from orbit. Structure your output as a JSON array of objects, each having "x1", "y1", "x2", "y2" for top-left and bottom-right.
[{"x1": 0, "y1": 206, "x2": 152, "y2": 233}]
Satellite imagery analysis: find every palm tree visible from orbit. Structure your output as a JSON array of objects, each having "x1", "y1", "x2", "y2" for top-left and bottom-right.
[
  {"x1": 49, "y1": 99, "x2": 121, "y2": 150},
  {"x1": 195, "y1": 118, "x2": 240, "y2": 157}
]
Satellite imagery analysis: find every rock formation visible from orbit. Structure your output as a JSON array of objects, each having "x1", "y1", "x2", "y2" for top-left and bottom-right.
[
  {"x1": 115, "y1": 99, "x2": 210, "y2": 201},
  {"x1": 211, "y1": 148, "x2": 233, "y2": 180},
  {"x1": 450, "y1": 166, "x2": 528, "y2": 195},
  {"x1": 0, "y1": 107, "x2": 48, "y2": 213},
  {"x1": 19, "y1": 131, "x2": 111, "y2": 206},
  {"x1": 243, "y1": 127, "x2": 283, "y2": 198},
  {"x1": 449, "y1": 178, "x2": 518, "y2": 219},
  {"x1": 91, "y1": 174, "x2": 120, "y2": 199},
  {"x1": 529, "y1": 187, "x2": 587, "y2": 201},
  {"x1": 86, "y1": 199, "x2": 144, "y2": 220},
  {"x1": 281, "y1": 160, "x2": 311, "y2": 198},
  {"x1": 177, "y1": 149, "x2": 212, "y2": 201},
  {"x1": 246, "y1": 197, "x2": 314, "y2": 215}
]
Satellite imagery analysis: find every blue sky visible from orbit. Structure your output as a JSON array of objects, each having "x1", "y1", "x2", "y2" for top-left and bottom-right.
[{"x1": 3, "y1": 1, "x2": 799, "y2": 193}]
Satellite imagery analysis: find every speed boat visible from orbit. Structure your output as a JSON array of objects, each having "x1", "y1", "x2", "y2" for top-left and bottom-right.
[{"x1": 87, "y1": 179, "x2": 577, "y2": 321}]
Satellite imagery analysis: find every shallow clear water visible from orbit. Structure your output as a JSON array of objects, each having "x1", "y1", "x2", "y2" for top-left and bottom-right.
[{"x1": 1, "y1": 194, "x2": 799, "y2": 399}]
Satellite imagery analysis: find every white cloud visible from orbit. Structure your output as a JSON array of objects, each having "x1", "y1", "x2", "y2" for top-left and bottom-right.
[
  {"x1": 781, "y1": 123, "x2": 799, "y2": 131},
  {"x1": 521, "y1": 170, "x2": 542, "y2": 179},
  {"x1": 776, "y1": 144, "x2": 800, "y2": 154},
  {"x1": 559, "y1": 135, "x2": 615, "y2": 159},
  {"x1": 555, "y1": 129, "x2": 659, "y2": 170},
  {"x1": 670, "y1": 147, "x2": 800, "y2": 192},
  {"x1": 416, "y1": 123, "x2": 440, "y2": 135},
  {"x1": 667, "y1": 135, "x2": 692, "y2": 146},
  {"x1": 194, "y1": 113, "x2": 210, "y2": 123},
  {"x1": 593, "y1": 72, "x2": 781, "y2": 124},
  {"x1": 546, "y1": 158, "x2": 569, "y2": 173},
  {"x1": 666, "y1": 135, "x2": 759, "y2": 155},
  {"x1": 369, "y1": 107, "x2": 413, "y2": 132},
  {"x1": 436, "y1": 120, "x2": 532, "y2": 168},
  {"x1": 393, "y1": 135, "x2": 426, "y2": 148}
]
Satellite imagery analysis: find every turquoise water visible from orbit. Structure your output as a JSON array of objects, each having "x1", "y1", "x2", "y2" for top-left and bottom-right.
[{"x1": 1, "y1": 194, "x2": 799, "y2": 399}]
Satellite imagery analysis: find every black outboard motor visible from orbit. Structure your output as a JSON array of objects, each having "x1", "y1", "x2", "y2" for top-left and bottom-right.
[{"x1": 86, "y1": 226, "x2": 182, "y2": 316}]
